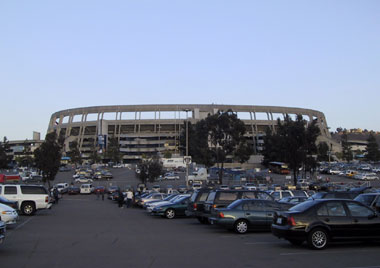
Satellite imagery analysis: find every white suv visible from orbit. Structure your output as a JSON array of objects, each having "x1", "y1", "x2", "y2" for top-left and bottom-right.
[{"x1": 0, "y1": 184, "x2": 52, "y2": 215}]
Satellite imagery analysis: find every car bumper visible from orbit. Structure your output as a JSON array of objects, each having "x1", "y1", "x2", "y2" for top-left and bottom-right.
[
  {"x1": 209, "y1": 217, "x2": 234, "y2": 228},
  {"x1": 151, "y1": 209, "x2": 165, "y2": 216},
  {"x1": 271, "y1": 224, "x2": 307, "y2": 241}
]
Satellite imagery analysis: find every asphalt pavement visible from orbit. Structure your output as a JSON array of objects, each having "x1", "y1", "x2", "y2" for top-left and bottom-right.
[{"x1": 1, "y1": 168, "x2": 380, "y2": 268}]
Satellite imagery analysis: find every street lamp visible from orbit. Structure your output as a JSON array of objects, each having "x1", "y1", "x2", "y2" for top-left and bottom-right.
[{"x1": 183, "y1": 109, "x2": 191, "y2": 186}]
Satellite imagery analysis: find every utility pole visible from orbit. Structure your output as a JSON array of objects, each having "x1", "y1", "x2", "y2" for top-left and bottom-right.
[{"x1": 184, "y1": 109, "x2": 191, "y2": 187}]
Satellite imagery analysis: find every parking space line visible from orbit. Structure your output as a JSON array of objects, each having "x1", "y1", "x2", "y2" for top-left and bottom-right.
[{"x1": 14, "y1": 217, "x2": 33, "y2": 231}]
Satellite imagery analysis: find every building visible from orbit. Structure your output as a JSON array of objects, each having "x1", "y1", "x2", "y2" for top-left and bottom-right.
[
  {"x1": 7, "y1": 132, "x2": 44, "y2": 164},
  {"x1": 47, "y1": 104, "x2": 335, "y2": 163}
]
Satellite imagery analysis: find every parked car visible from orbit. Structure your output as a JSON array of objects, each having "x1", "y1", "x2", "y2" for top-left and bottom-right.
[
  {"x1": 0, "y1": 184, "x2": 52, "y2": 215},
  {"x1": 209, "y1": 199, "x2": 292, "y2": 234},
  {"x1": 309, "y1": 191, "x2": 358, "y2": 200},
  {"x1": 0, "y1": 196, "x2": 18, "y2": 210},
  {"x1": 354, "y1": 193, "x2": 380, "y2": 212},
  {"x1": 75, "y1": 177, "x2": 93, "y2": 184},
  {"x1": 138, "y1": 192, "x2": 167, "y2": 207},
  {"x1": 164, "y1": 172, "x2": 180, "y2": 180},
  {"x1": 0, "y1": 220, "x2": 5, "y2": 245},
  {"x1": 278, "y1": 196, "x2": 308, "y2": 206},
  {"x1": 107, "y1": 186, "x2": 120, "y2": 196},
  {"x1": 145, "y1": 194, "x2": 187, "y2": 212},
  {"x1": 186, "y1": 188, "x2": 212, "y2": 223},
  {"x1": 80, "y1": 184, "x2": 94, "y2": 194},
  {"x1": 94, "y1": 186, "x2": 106, "y2": 194},
  {"x1": 202, "y1": 190, "x2": 274, "y2": 221},
  {"x1": 152, "y1": 185, "x2": 161, "y2": 192},
  {"x1": 151, "y1": 195, "x2": 191, "y2": 219},
  {"x1": 54, "y1": 183, "x2": 69, "y2": 194},
  {"x1": 177, "y1": 185, "x2": 187, "y2": 193},
  {"x1": 67, "y1": 186, "x2": 80, "y2": 195},
  {"x1": 272, "y1": 199, "x2": 380, "y2": 249},
  {"x1": 0, "y1": 203, "x2": 18, "y2": 225}
]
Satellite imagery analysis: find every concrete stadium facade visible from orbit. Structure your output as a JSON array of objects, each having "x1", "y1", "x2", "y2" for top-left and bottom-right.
[{"x1": 48, "y1": 104, "x2": 333, "y2": 163}]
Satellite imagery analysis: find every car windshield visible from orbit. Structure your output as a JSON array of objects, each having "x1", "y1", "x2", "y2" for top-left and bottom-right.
[
  {"x1": 227, "y1": 199, "x2": 243, "y2": 209},
  {"x1": 173, "y1": 196, "x2": 188, "y2": 203},
  {"x1": 289, "y1": 200, "x2": 315, "y2": 212},
  {"x1": 164, "y1": 195, "x2": 177, "y2": 201},
  {"x1": 354, "y1": 195, "x2": 376, "y2": 206}
]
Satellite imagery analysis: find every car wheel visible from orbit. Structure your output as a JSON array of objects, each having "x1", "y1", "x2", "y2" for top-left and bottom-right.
[
  {"x1": 165, "y1": 209, "x2": 175, "y2": 219},
  {"x1": 307, "y1": 228, "x2": 329, "y2": 250},
  {"x1": 288, "y1": 239, "x2": 304, "y2": 246},
  {"x1": 234, "y1": 219, "x2": 248, "y2": 234},
  {"x1": 21, "y1": 202, "x2": 36, "y2": 216}
]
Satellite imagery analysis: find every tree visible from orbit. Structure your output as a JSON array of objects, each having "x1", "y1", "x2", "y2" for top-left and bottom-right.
[
  {"x1": 365, "y1": 133, "x2": 380, "y2": 162},
  {"x1": 34, "y1": 132, "x2": 62, "y2": 188},
  {"x1": 89, "y1": 143, "x2": 101, "y2": 164},
  {"x1": 262, "y1": 115, "x2": 320, "y2": 185},
  {"x1": 341, "y1": 131, "x2": 353, "y2": 162},
  {"x1": 180, "y1": 120, "x2": 215, "y2": 168},
  {"x1": 106, "y1": 136, "x2": 121, "y2": 163},
  {"x1": 205, "y1": 110, "x2": 251, "y2": 184},
  {"x1": 137, "y1": 157, "x2": 163, "y2": 184},
  {"x1": 317, "y1": 142, "x2": 330, "y2": 162},
  {"x1": 0, "y1": 137, "x2": 11, "y2": 169},
  {"x1": 66, "y1": 140, "x2": 82, "y2": 166}
]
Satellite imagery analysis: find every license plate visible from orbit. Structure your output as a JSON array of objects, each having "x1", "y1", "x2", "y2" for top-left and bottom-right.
[{"x1": 276, "y1": 218, "x2": 282, "y2": 224}]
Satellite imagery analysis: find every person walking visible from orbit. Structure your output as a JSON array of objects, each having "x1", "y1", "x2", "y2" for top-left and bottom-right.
[
  {"x1": 126, "y1": 189, "x2": 133, "y2": 208},
  {"x1": 53, "y1": 187, "x2": 59, "y2": 204},
  {"x1": 96, "y1": 189, "x2": 100, "y2": 200},
  {"x1": 117, "y1": 190, "x2": 124, "y2": 208},
  {"x1": 101, "y1": 189, "x2": 105, "y2": 201}
]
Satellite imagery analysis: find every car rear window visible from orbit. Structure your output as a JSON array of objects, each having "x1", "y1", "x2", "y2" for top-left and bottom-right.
[
  {"x1": 198, "y1": 192, "x2": 209, "y2": 202},
  {"x1": 292, "y1": 190, "x2": 307, "y2": 197},
  {"x1": 354, "y1": 195, "x2": 376, "y2": 206},
  {"x1": 21, "y1": 186, "x2": 48, "y2": 195}
]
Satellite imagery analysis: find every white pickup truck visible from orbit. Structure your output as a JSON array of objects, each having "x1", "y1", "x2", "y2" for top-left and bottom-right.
[{"x1": 0, "y1": 184, "x2": 52, "y2": 215}]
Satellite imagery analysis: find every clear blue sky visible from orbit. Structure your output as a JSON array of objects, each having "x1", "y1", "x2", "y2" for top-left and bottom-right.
[{"x1": 1, "y1": 0, "x2": 379, "y2": 140}]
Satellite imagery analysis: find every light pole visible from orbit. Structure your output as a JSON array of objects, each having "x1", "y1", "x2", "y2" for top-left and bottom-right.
[{"x1": 184, "y1": 109, "x2": 191, "y2": 186}]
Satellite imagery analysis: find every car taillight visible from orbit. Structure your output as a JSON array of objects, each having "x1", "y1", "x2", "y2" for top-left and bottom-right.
[
  {"x1": 45, "y1": 196, "x2": 49, "y2": 203},
  {"x1": 213, "y1": 204, "x2": 217, "y2": 209},
  {"x1": 219, "y1": 212, "x2": 224, "y2": 218},
  {"x1": 193, "y1": 203, "x2": 197, "y2": 210},
  {"x1": 287, "y1": 216, "x2": 296, "y2": 226}
]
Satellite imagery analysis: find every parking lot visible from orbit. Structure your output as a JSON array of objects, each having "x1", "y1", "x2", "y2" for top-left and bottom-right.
[{"x1": 1, "y1": 169, "x2": 380, "y2": 268}]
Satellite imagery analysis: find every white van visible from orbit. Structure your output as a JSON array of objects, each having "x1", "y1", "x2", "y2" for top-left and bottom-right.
[{"x1": 80, "y1": 184, "x2": 94, "y2": 194}]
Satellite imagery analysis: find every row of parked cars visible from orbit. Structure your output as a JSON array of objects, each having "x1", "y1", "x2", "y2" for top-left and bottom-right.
[{"x1": 136, "y1": 184, "x2": 380, "y2": 250}]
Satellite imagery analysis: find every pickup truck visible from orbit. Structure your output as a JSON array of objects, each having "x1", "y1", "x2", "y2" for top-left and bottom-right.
[{"x1": 0, "y1": 184, "x2": 52, "y2": 215}]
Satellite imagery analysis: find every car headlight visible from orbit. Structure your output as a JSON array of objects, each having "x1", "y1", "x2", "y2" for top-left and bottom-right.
[{"x1": 2, "y1": 211, "x2": 14, "y2": 215}]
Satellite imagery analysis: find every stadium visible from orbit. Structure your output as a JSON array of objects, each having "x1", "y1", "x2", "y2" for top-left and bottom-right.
[{"x1": 48, "y1": 104, "x2": 334, "y2": 163}]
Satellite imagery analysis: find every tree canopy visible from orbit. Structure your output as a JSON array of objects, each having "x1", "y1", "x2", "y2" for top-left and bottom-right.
[
  {"x1": 180, "y1": 110, "x2": 252, "y2": 184},
  {"x1": 341, "y1": 131, "x2": 353, "y2": 162},
  {"x1": 366, "y1": 133, "x2": 380, "y2": 162},
  {"x1": 0, "y1": 137, "x2": 11, "y2": 169},
  {"x1": 34, "y1": 132, "x2": 62, "y2": 188},
  {"x1": 137, "y1": 157, "x2": 163, "y2": 184},
  {"x1": 262, "y1": 115, "x2": 320, "y2": 185},
  {"x1": 66, "y1": 140, "x2": 82, "y2": 166}
]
